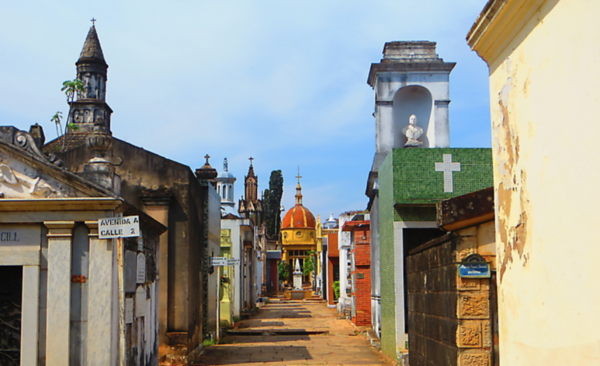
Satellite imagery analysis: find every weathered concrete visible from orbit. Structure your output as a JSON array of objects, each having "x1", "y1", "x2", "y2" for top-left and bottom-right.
[{"x1": 198, "y1": 298, "x2": 394, "y2": 365}]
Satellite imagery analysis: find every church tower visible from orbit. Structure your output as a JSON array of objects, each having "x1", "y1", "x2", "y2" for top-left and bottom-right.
[
  {"x1": 244, "y1": 158, "x2": 258, "y2": 204},
  {"x1": 216, "y1": 158, "x2": 237, "y2": 217},
  {"x1": 368, "y1": 41, "x2": 455, "y2": 169},
  {"x1": 238, "y1": 158, "x2": 262, "y2": 219},
  {"x1": 67, "y1": 25, "x2": 113, "y2": 133}
]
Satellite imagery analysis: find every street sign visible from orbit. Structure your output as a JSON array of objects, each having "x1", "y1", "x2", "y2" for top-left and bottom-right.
[
  {"x1": 227, "y1": 259, "x2": 240, "y2": 266},
  {"x1": 210, "y1": 257, "x2": 228, "y2": 266},
  {"x1": 210, "y1": 257, "x2": 240, "y2": 266},
  {"x1": 99, "y1": 216, "x2": 140, "y2": 239},
  {"x1": 458, "y1": 263, "x2": 491, "y2": 278}
]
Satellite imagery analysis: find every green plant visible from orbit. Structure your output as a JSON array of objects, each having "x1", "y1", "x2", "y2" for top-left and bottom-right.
[
  {"x1": 61, "y1": 79, "x2": 84, "y2": 103},
  {"x1": 278, "y1": 260, "x2": 290, "y2": 281},
  {"x1": 233, "y1": 315, "x2": 241, "y2": 323},
  {"x1": 51, "y1": 111, "x2": 63, "y2": 138},
  {"x1": 203, "y1": 338, "x2": 218, "y2": 347},
  {"x1": 302, "y1": 251, "x2": 315, "y2": 276},
  {"x1": 264, "y1": 170, "x2": 283, "y2": 239},
  {"x1": 333, "y1": 281, "x2": 340, "y2": 300}
]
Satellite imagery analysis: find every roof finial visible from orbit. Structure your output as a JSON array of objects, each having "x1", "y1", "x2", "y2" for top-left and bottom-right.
[
  {"x1": 223, "y1": 157, "x2": 228, "y2": 172},
  {"x1": 295, "y1": 166, "x2": 303, "y2": 205},
  {"x1": 91, "y1": 18, "x2": 97, "y2": 26},
  {"x1": 204, "y1": 154, "x2": 210, "y2": 165},
  {"x1": 249, "y1": 156, "x2": 254, "y2": 167}
]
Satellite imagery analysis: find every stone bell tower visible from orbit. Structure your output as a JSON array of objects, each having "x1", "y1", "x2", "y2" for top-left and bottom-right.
[
  {"x1": 67, "y1": 25, "x2": 113, "y2": 133},
  {"x1": 368, "y1": 41, "x2": 455, "y2": 169}
]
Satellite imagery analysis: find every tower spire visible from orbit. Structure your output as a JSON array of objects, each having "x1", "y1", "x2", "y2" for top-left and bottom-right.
[
  {"x1": 66, "y1": 24, "x2": 112, "y2": 135},
  {"x1": 245, "y1": 157, "x2": 258, "y2": 203},
  {"x1": 295, "y1": 167, "x2": 303, "y2": 205},
  {"x1": 78, "y1": 25, "x2": 106, "y2": 65}
]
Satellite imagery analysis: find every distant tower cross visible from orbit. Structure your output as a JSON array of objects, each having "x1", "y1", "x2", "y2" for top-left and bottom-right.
[
  {"x1": 435, "y1": 154, "x2": 461, "y2": 193},
  {"x1": 249, "y1": 157, "x2": 254, "y2": 166},
  {"x1": 204, "y1": 154, "x2": 210, "y2": 165},
  {"x1": 296, "y1": 166, "x2": 302, "y2": 183},
  {"x1": 91, "y1": 18, "x2": 97, "y2": 26}
]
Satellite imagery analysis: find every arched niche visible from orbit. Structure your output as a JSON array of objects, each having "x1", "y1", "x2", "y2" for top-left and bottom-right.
[{"x1": 393, "y1": 85, "x2": 433, "y2": 148}]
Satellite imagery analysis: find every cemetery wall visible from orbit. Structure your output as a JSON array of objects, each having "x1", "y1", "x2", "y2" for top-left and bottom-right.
[{"x1": 407, "y1": 226, "x2": 495, "y2": 366}]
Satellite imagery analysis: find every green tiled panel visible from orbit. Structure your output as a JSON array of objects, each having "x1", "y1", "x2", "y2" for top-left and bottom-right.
[
  {"x1": 394, "y1": 206, "x2": 436, "y2": 222},
  {"x1": 375, "y1": 147, "x2": 492, "y2": 359},
  {"x1": 391, "y1": 148, "x2": 493, "y2": 205},
  {"x1": 378, "y1": 155, "x2": 398, "y2": 358}
]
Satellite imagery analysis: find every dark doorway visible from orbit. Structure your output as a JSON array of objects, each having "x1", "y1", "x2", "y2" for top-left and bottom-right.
[
  {"x1": 403, "y1": 228, "x2": 445, "y2": 333},
  {"x1": 0, "y1": 266, "x2": 23, "y2": 366}
]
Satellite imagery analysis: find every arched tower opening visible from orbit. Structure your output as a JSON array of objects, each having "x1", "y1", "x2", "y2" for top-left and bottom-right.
[{"x1": 393, "y1": 85, "x2": 433, "y2": 148}]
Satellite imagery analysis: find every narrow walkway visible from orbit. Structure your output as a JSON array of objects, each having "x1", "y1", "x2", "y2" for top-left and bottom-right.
[{"x1": 197, "y1": 298, "x2": 393, "y2": 365}]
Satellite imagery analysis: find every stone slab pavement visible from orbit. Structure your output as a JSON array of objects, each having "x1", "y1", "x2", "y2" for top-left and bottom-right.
[{"x1": 196, "y1": 298, "x2": 395, "y2": 366}]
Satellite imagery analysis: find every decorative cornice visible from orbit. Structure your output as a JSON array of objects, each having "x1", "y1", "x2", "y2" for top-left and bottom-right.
[
  {"x1": 466, "y1": 0, "x2": 548, "y2": 65},
  {"x1": 0, "y1": 198, "x2": 122, "y2": 212},
  {"x1": 44, "y1": 221, "x2": 76, "y2": 237},
  {"x1": 367, "y1": 62, "x2": 456, "y2": 87},
  {"x1": 437, "y1": 187, "x2": 495, "y2": 232}
]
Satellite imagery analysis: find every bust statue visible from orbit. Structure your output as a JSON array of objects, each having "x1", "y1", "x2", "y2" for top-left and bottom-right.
[{"x1": 402, "y1": 114, "x2": 423, "y2": 147}]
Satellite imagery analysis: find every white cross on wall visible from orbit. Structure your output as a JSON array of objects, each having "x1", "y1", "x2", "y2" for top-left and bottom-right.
[{"x1": 435, "y1": 154, "x2": 461, "y2": 193}]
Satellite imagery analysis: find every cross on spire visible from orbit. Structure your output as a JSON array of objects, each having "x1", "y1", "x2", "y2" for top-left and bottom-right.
[
  {"x1": 249, "y1": 157, "x2": 254, "y2": 166},
  {"x1": 294, "y1": 166, "x2": 303, "y2": 205},
  {"x1": 204, "y1": 154, "x2": 210, "y2": 165},
  {"x1": 91, "y1": 18, "x2": 97, "y2": 26}
]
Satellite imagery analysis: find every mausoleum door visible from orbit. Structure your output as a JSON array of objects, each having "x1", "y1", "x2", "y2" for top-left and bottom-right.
[{"x1": 0, "y1": 266, "x2": 22, "y2": 366}]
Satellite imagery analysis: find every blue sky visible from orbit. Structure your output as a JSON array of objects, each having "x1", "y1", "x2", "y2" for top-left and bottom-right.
[{"x1": 0, "y1": 0, "x2": 491, "y2": 220}]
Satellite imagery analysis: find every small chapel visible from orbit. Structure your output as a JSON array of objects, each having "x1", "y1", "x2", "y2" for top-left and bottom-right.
[
  {"x1": 280, "y1": 175, "x2": 317, "y2": 285},
  {"x1": 365, "y1": 41, "x2": 494, "y2": 360}
]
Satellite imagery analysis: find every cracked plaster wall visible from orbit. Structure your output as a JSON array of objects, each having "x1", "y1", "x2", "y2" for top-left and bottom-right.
[{"x1": 485, "y1": 0, "x2": 600, "y2": 363}]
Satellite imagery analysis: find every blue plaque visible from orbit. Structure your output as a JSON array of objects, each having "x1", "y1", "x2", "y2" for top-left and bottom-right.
[{"x1": 458, "y1": 263, "x2": 490, "y2": 278}]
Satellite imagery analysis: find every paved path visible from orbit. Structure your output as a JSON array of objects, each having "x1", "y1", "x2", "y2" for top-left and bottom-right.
[{"x1": 196, "y1": 298, "x2": 393, "y2": 366}]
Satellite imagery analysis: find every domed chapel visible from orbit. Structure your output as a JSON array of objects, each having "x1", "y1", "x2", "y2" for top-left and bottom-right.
[{"x1": 281, "y1": 174, "x2": 317, "y2": 279}]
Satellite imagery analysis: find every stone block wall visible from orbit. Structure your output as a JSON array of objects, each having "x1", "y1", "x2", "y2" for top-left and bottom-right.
[
  {"x1": 351, "y1": 228, "x2": 371, "y2": 326},
  {"x1": 407, "y1": 234, "x2": 492, "y2": 366}
]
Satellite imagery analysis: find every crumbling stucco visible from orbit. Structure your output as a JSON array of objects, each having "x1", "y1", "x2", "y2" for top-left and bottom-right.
[{"x1": 496, "y1": 73, "x2": 530, "y2": 282}]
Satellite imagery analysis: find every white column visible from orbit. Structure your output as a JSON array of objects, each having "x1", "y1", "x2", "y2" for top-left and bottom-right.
[
  {"x1": 393, "y1": 221, "x2": 438, "y2": 349},
  {"x1": 21, "y1": 265, "x2": 40, "y2": 366},
  {"x1": 141, "y1": 196, "x2": 171, "y2": 346},
  {"x1": 376, "y1": 101, "x2": 394, "y2": 153},
  {"x1": 86, "y1": 221, "x2": 113, "y2": 366},
  {"x1": 433, "y1": 100, "x2": 450, "y2": 148},
  {"x1": 393, "y1": 224, "x2": 405, "y2": 349},
  {"x1": 44, "y1": 221, "x2": 74, "y2": 366}
]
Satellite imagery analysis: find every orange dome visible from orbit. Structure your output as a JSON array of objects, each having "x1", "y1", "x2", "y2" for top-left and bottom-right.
[{"x1": 282, "y1": 204, "x2": 316, "y2": 229}]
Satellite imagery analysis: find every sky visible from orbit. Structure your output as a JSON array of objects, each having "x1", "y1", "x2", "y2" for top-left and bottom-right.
[{"x1": 0, "y1": 0, "x2": 492, "y2": 221}]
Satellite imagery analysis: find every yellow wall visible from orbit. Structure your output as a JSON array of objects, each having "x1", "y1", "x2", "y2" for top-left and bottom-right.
[
  {"x1": 281, "y1": 228, "x2": 316, "y2": 245},
  {"x1": 469, "y1": 0, "x2": 600, "y2": 363}
]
